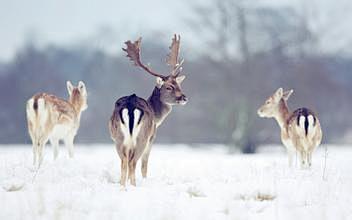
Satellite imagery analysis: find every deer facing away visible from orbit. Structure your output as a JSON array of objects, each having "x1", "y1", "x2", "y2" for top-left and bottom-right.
[
  {"x1": 257, "y1": 88, "x2": 322, "y2": 168},
  {"x1": 109, "y1": 35, "x2": 187, "y2": 186},
  {"x1": 26, "y1": 81, "x2": 88, "y2": 168}
]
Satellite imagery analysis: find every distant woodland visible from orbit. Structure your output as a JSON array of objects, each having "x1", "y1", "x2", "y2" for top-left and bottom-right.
[{"x1": 1, "y1": 1, "x2": 351, "y2": 152}]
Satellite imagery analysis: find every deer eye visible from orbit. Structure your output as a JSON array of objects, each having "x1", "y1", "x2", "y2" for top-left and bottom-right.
[
  {"x1": 166, "y1": 87, "x2": 173, "y2": 91},
  {"x1": 266, "y1": 100, "x2": 271, "y2": 104}
]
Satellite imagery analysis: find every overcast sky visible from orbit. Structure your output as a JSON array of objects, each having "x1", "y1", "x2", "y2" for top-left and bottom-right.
[
  {"x1": 0, "y1": 0, "x2": 351, "y2": 61},
  {"x1": 0, "y1": 0, "x2": 196, "y2": 61}
]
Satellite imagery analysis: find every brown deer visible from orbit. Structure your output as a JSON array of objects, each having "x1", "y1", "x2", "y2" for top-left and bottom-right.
[
  {"x1": 26, "y1": 81, "x2": 88, "y2": 168},
  {"x1": 257, "y1": 88, "x2": 322, "y2": 168},
  {"x1": 109, "y1": 35, "x2": 188, "y2": 186}
]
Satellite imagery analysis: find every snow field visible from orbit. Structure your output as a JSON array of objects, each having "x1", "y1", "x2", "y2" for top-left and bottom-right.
[{"x1": 0, "y1": 145, "x2": 351, "y2": 220}]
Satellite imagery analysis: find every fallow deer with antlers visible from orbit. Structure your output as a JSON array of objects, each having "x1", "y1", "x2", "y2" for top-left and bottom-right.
[
  {"x1": 109, "y1": 35, "x2": 188, "y2": 186},
  {"x1": 257, "y1": 88, "x2": 322, "y2": 168}
]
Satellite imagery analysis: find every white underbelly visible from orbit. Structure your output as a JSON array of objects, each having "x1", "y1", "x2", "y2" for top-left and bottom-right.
[
  {"x1": 50, "y1": 124, "x2": 74, "y2": 140},
  {"x1": 282, "y1": 139, "x2": 295, "y2": 152}
]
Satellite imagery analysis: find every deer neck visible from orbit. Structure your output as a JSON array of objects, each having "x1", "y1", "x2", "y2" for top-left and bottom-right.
[
  {"x1": 274, "y1": 99, "x2": 290, "y2": 130},
  {"x1": 69, "y1": 99, "x2": 83, "y2": 123},
  {"x1": 147, "y1": 87, "x2": 172, "y2": 127}
]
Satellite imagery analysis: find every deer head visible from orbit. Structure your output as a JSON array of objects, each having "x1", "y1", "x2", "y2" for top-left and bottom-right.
[
  {"x1": 123, "y1": 34, "x2": 188, "y2": 105},
  {"x1": 67, "y1": 81, "x2": 88, "y2": 112},
  {"x1": 257, "y1": 88, "x2": 293, "y2": 118}
]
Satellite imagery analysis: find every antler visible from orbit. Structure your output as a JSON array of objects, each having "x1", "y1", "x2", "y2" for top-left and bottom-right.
[
  {"x1": 167, "y1": 34, "x2": 184, "y2": 76},
  {"x1": 123, "y1": 37, "x2": 167, "y2": 79}
]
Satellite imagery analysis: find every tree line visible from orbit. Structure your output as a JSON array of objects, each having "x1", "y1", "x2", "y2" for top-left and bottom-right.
[{"x1": 0, "y1": 1, "x2": 351, "y2": 152}]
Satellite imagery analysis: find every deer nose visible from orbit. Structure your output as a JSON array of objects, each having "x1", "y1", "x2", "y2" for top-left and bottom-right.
[
  {"x1": 177, "y1": 94, "x2": 188, "y2": 105},
  {"x1": 180, "y1": 94, "x2": 187, "y2": 101}
]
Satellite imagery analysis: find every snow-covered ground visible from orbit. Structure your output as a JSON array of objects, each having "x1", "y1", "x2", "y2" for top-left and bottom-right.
[{"x1": 0, "y1": 144, "x2": 351, "y2": 220}]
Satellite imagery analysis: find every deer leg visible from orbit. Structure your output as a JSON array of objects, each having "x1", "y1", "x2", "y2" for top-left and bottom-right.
[
  {"x1": 31, "y1": 136, "x2": 38, "y2": 167},
  {"x1": 37, "y1": 143, "x2": 45, "y2": 168},
  {"x1": 127, "y1": 150, "x2": 136, "y2": 186},
  {"x1": 299, "y1": 150, "x2": 307, "y2": 169},
  {"x1": 50, "y1": 138, "x2": 59, "y2": 160},
  {"x1": 64, "y1": 135, "x2": 75, "y2": 158},
  {"x1": 33, "y1": 144, "x2": 38, "y2": 166},
  {"x1": 120, "y1": 158, "x2": 128, "y2": 187},
  {"x1": 307, "y1": 150, "x2": 312, "y2": 167},
  {"x1": 128, "y1": 160, "x2": 137, "y2": 186},
  {"x1": 141, "y1": 153, "x2": 149, "y2": 178},
  {"x1": 37, "y1": 134, "x2": 50, "y2": 168},
  {"x1": 141, "y1": 135, "x2": 155, "y2": 178},
  {"x1": 141, "y1": 146, "x2": 152, "y2": 178},
  {"x1": 120, "y1": 147, "x2": 128, "y2": 187},
  {"x1": 28, "y1": 125, "x2": 37, "y2": 166}
]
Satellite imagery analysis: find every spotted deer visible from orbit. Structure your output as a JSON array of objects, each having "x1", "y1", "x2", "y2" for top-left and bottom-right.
[
  {"x1": 26, "y1": 81, "x2": 88, "y2": 168},
  {"x1": 257, "y1": 88, "x2": 322, "y2": 168},
  {"x1": 109, "y1": 35, "x2": 188, "y2": 186}
]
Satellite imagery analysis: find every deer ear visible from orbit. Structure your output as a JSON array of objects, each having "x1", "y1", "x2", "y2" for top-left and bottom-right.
[
  {"x1": 176, "y1": 75, "x2": 186, "y2": 84},
  {"x1": 274, "y1": 88, "x2": 283, "y2": 100},
  {"x1": 78, "y1": 81, "x2": 87, "y2": 95},
  {"x1": 156, "y1": 77, "x2": 164, "y2": 88},
  {"x1": 67, "y1": 81, "x2": 74, "y2": 95},
  {"x1": 283, "y1": 89, "x2": 293, "y2": 100}
]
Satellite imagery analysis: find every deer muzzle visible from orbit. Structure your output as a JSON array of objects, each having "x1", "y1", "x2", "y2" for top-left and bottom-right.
[
  {"x1": 257, "y1": 108, "x2": 266, "y2": 117},
  {"x1": 177, "y1": 94, "x2": 188, "y2": 105}
]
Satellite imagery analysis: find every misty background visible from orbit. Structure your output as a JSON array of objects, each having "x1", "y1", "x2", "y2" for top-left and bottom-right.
[{"x1": 1, "y1": 0, "x2": 352, "y2": 153}]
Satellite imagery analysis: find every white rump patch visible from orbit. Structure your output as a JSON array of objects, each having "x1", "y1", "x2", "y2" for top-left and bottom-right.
[
  {"x1": 26, "y1": 98, "x2": 48, "y2": 127},
  {"x1": 299, "y1": 116, "x2": 306, "y2": 131},
  {"x1": 37, "y1": 98, "x2": 48, "y2": 128},
  {"x1": 121, "y1": 108, "x2": 129, "y2": 130},
  {"x1": 307, "y1": 115, "x2": 314, "y2": 127},
  {"x1": 26, "y1": 99, "x2": 35, "y2": 121},
  {"x1": 26, "y1": 98, "x2": 49, "y2": 144},
  {"x1": 120, "y1": 108, "x2": 131, "y2": 146},
  {"x1": 132, "y1": 109, "x2": 143, "y2": 145},
  {"x1": 120, "y1": 108, "x2": 143, "y2": 147},
  {"x1": 307, "y1": 115, "x2": 316, "y2": 137}
]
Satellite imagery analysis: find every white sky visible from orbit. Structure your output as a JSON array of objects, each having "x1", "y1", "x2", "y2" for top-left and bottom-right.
[
  {"x1": 0, "y1": 0, "x2": 193, "y2": 61},
  {"x1": 0, "y1": 0, "x2": 351, "y2": 61}
]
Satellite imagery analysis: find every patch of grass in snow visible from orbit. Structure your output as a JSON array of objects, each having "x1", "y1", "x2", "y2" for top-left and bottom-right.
[
  {"x1": 2, "y1": 178, "x2": 25, "y2": 192},
  {"x1": 254, "y1": 193, "x2": 276, "y2": 201},
  {"x1": 2, "y1": 182, "x2": 24, "y2": 192},
  {"x1": 236, "y1": 192, "x2": 276, "y2": 202},
  {"x1": 187, "y1": 186, "x2": 206, "y2": 198}
]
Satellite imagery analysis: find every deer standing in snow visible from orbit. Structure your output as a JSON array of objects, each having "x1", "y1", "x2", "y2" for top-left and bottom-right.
[
  {"x1": 26, "y1": 81, "x2": 88, "y2": 168},
  {"x1": 257, "y1": 88, "x2": 322, "y2": 168},
  {"x1": 109, "y1": 35, "x2": 188, "y2": 186}
]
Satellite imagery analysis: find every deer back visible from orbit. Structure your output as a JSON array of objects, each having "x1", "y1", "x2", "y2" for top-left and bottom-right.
[{"x1": 33, "y1": 93, "x2": 77, "y2": 125}]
